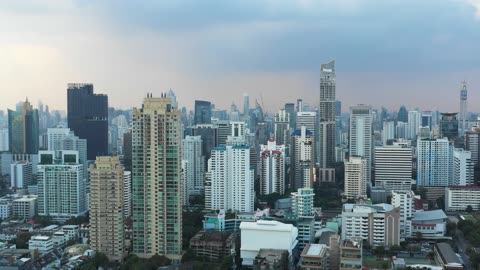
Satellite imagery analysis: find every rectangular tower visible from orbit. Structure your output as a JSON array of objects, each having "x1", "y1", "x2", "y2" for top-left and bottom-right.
[
  {"x1": 132, "y1": 94, "x2": 182, "y2": 260},
  {"x1": 319, "y1": 60, "x2": 336, "y2": 182},
  {"x1": 89, "y1": 156, "x2": 125, "y2": 262},
  {"x1": 349, "y1": 105, "x2": 372, "y2": 183}
]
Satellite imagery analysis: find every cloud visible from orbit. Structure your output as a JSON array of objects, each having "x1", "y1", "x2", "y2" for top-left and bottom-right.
[{"x1": 465, "y1": 0, "x2": 480, "y2": 16}]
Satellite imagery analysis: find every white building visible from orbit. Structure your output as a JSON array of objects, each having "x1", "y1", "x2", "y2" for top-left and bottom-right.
[
  {"x1": 391, "y1": 190, "x2": 418, "y2": 239},
  {"x1": 382, "y1": 121, "x2": 395, "y2": 145},
  {"x1": 445, "y1": 186, "x2": 480, "y2": 211},
  {"x1": 123, "y1": 171, "x2": 132, "y2": 218},
  {"x1": 240, "y1": 220, "x2": 298, "y2": 266},
  {"x1": 341, "y1": 203, "x2": 400, "y2": 247},
  {"x1": 12, "y1": 195, "x2": 37, "y2": 219},
  {"x1": 182, "y1": 136, "x2": 205, "y2": 197},
  {"x1": 407, "y1": 110, "x2": 421, "y2": 140},
  {"x1": 453, "y1": 148, "x2": 474, "y2": 186},
  {"x1": 37, "y1": 150, "x2": 87, "y2": 222},
  {"x1": 344, "y1": 157, "x2": 367, "y2": 199},
  {"x1": 260, "y1": 139, "x2": 285, "y2": 195},
  {"x1": 417, "y1": 138, "x2": 454, "y2": 187},
  {"x1": 10, "y1": 161, "x2": 33, "y2": 189},
  {"x1": 0, "y1": 200, "x2": 11, "y2": 219},
  {"x1": 349, "y1": 105, "x2": 372, "y2": 182},
  {"x1": 0, "y1": 128, "x2": 8, "y2": 152},
  {"x1": 396, "y1": 121, "x2": 407, "y2": 139},
  {"x1": 205, "y1": 144, "x2": 254, "y2": 212},
  {"x1": 296, "y1": 112, "x2": 316, "y2": 135},
  {"x1": 274, "y1": 109, "x2": 290, "y2": 145},
  {"x1": 29, "y1": 235, "x2": 54, "y2": 254},
  {"x1": 291, "y1": 188, "x2": 314, "y2": 218},
  {"x1": 291, "y1": 126, "x2": 315, "y2": 189},
  {"x1": 411, "y1": 210, "x2": 447, "y2": 238},
  {"x1": 374, "y1": 144, "x2": 413, "y2": 192},
  {"x1": 181, "y1": 160, "x2": 189, "y2": 206}
]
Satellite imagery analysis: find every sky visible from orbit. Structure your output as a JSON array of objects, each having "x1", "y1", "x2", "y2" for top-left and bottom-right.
[{"x1": 1, "y1": 0, "x2": 480, "y2": 113}]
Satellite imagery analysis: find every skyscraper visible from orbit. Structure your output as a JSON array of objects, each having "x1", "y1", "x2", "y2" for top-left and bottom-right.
[
  {"x1": 453, "y1": 148, "x2": 473, "y2": 186},
  {"x1": 132, "y1": 94, "x2": 182, "y2": 260},
  {"x1": 349, "y1": 105, "x2": 372, "y2": 182},
  {"x1": 382, "y1": 121, "x2": 395, "y2": 145},
  {"x1": 285, "y1": 103, "x2": 296, "y2": 130},
  {"x1": 440, "y1": 113, "x2": 459, "y2": 140},
  {"x1": 460, "y1": 81, "x2": 468, "y2": 136},
  {"x1": 318, "y1": 60, "x2": 336, "y2": 182},
  {"x1": 260, "y1": 139, "x2": 285, "y2": 195},
  {"x1": 407, "y1": 110, "x2": 420, "y2": 140},
  {"x1": 374, "y1": 143, "x2": 413, "y2": 192},
  {"x1": 8, "y1": 99, "x2": 39, "y2": 154},
  {"x1": 67, "y1": 83, "x2": 108, "y2": 160},
  {"x1": 182, "y1": 136, "x2": 205, "y2": 197},
  {"x1": 397, "y1": 106, "x2": 408, "y2": 123},
  {"x1": 194, "y1": 100, "x2": 212, "y2": 125},
  {"x1": 89, "y1": 156, "x2": 125, "y2": 262},
  {"x1": 291, "y1": 126, "x2": 315, "y2": 189},
  {"x1": 274, "y1": 109, "x2": 290, "y2": 145},
  {"x1": 243, "y1": 93, "x2": 250, "y2": 116}
]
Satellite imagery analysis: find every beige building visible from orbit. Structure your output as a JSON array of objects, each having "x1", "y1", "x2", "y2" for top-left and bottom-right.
[
  {"x1": 344, "y1": 156, "x2": 368, "y2": 200},
  {"x1": 89, "y1": 156, "x2": 125, "y2": 262},
  {"x1": 340, "y1": 238, "x2": 362, "y2": 270},
  {"x1": 132, "y1": 94, "x2": 183, "y2": 261},
  {"x1": 300, "y1": 243, "x2": 328, "y2": 270}
]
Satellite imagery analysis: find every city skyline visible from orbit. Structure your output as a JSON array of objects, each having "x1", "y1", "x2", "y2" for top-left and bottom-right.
[{"x1": 1, "y1": 0, "x2": 480, "y2": 112}]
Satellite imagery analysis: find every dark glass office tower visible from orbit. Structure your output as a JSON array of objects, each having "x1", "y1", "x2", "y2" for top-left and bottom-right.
[
  {"x1": 67, "y1": 83, "x2": 108, "y2": 160},
  {"x1": 8, "y1": 99, "x2": 39, "y2": 154},
  {"x1": 194, "y1": 100, "x2": 212, "y2": 125}
]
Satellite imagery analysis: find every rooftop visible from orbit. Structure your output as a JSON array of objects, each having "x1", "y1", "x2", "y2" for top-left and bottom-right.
[
  {"x1": 436, "y1": 243, "x2": 462, "y2": 265},
  {"x1": 412, "y1": 210, "x2": 447, "y2": 221},
  {"x1": 303, "y1": 244, "x2": 327, "y2": 257}
]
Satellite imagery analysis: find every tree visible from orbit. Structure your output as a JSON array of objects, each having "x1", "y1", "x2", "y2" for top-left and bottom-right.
[
  {"x1": 145, "y1": 255, "x2": 171, "y2": 269},
  {"x1": 381, "y1": 261, "x2": 390, "y2": 270},
  {"x1": 374, "y1": 246, "x2": 385, "y2": 257},
  {"x1": 446, "y1": 222, "x2": 457, "y2": 237},
  {"x1": 182, "y1": 248, "x2": 196, "y2": 263},
  {"x1": 467, "y1": 205, "x2": 474, "y2": 213},
  {"x1": 66, "y1": 239, "x2": 76, "y2": 247},
  {"x1": 16, "y1": 232, "x2": 32, "y2": 249},
  {"x1": 415, "y1": 231, "x2": 423, "y2": 240}
]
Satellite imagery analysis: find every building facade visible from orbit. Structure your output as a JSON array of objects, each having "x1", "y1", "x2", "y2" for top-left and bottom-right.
[
  {"x1": 89, "y1": 156, "x2": 125, "y2": 262},
  {"x1": 417, "y1": 138, "x2": 453, "y2": 187},
  {"x1": 291, "y1": 127, "x2": 315, "y2": 189},
  {"x1": 374, "y1": 144, "x2": 413, "y2": 192},
  {"x1": 8, "y1": 99, "x2": 39, "y2": 154},
  {"x1": 445, "y1": 186, "x2": 480, "y2": 211},
  {"x1": 182, "y1": 136, "x2": 205, "y2": 197},
  {"x1": 132, "y1": 94, "x2": 182, "y2": 260},
  {"x1": 349, "y1": 105, "x2": 372, "y2": 182},
  {"x1": 260, "y1": 139, "x2": 285, "y2": 195},
  {"x1": 344, "y1": 157, "x2": 367, "y2": 199}
]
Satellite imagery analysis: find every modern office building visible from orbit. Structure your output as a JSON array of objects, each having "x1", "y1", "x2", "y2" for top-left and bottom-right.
[
  {"x1": 296, "y1": 112, "x2": 316, "y2": 136},
  {"x1": 89, "y1": 156, "x2": 125, "y2": 262},
  {"x1": 182, "y1": 136, "x2": 205, "y2": 196},
  {"x1": 37, "y1": 150, "x2": 87, "y2": 222},
  {"x1": 285, "y1": 103, "x2": 296, "y2": 130},
  {"x1": 407, "y1": 110, "x2": 421, "y2": 140},
  {"x1": 0, "y1": 128, "x2": 8, "y2": 152},
  {"x1": 10, "y1": 161, "x2": 33, "y2": 189},
  {"x1": 344, "y1": 157, "x2": 368, "y2": 199},
  {"x1": 67, "y1": 83, "x2": 108, "y2": 160},
  {"x1": 440, "y1": 113, "x2": 459, "y2": 140},
  {"x1": 453, "y1": 148, "x2": 473, "y2": 186},
  {"x1": 382, "y1": 121, "x2": 395, "y2": 145},
  {"x1": 8, "y1": 99, "x2": 39, "y2": 154},
  {"x1": 374, "y1": 144, "x2": 413, "y2": 192},
  {"x1": 132, "y1": 94, "x2": 182, "y2": 260},
  {"x1": 445, "y1": 186, "x2": 480, "y2": 212},
  {"x1": 341, "y1": 204, "x2": 400, "y2": 247},
  {"x1": 417, "y1": 138, "x2": 454, "y2": 187},
  {"x1": 318, "y1": 60, "x2": 336, "y2": 182},
  {"x1": 460, "y1": 81, "x2": 468, "y2": 136},
  {"x1": 274, "y1": 109, "x2": 290, "y2": 145},
  {"x1": 290, "y1": 127, "x2": 315, "y2": 189},
  {"x1": 191, "y1": 124, "x2": 218, "y2": 163},
  {"x1": 465, "y1": 129, "x2": 480, "y2": 165},
  {"x1": 349, "y1": 105, "x2": 372, "y2": 182},
  {"x1": 260, "y1": 139, "x2": 285, "y2": 195},
  {"x1": 396, "y1": 121, "x2": 407, "y2": 139},
  {"x1": 194, "y1": 100, "x2": 212, "y2": 125}
]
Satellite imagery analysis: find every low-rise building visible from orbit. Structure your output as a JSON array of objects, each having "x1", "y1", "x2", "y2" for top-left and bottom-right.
[
  {"x1": 12, "y1": 195, "x2": 37, "y2": 219},
  {"x1": 28, "y1": 235, "x2": 54, "y2": 254},
  {"x1": 240, "y1": 220, "x2": 299, "y2": 267},
  {"x1": 0, "y1": 200, "x2": 12, "y2": 219},
  {"x1": 253, "y1": 249, "x2": 289, "y2": 270},
  {"x1": 300, "y1": 243, "x2": 328, "y2": 270},
  {"x1": 434, "y1": 243, "x2": 464, "y2": 270},
  {"x1": 189, "y1": 231, "x2": 236, "y2": 261},
  {"x1": 411, "y1": 210, "x2": 447, "y2": 238},
  {"x1": 445, "y1": 186, "x2": 480, "y2": 212},
  {"x1": 339, "y1": 238, "x2": 362, "y2": 270},
  {"x1": 341, "y1": 203, "x2": 400, "y2": 247}
]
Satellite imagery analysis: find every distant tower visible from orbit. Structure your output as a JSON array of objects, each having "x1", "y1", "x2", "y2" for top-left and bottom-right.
[
  {"x1": 460, "y1": 81, "x2": 468, "y2": 136},
  {"x1": 243, "y1": 93, "x2": 250, "y2": 116}
]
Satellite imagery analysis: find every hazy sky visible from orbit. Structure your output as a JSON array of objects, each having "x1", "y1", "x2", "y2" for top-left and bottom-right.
[{"x1": 1, "y1": 0, "x2": 480, "y2": 113}]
